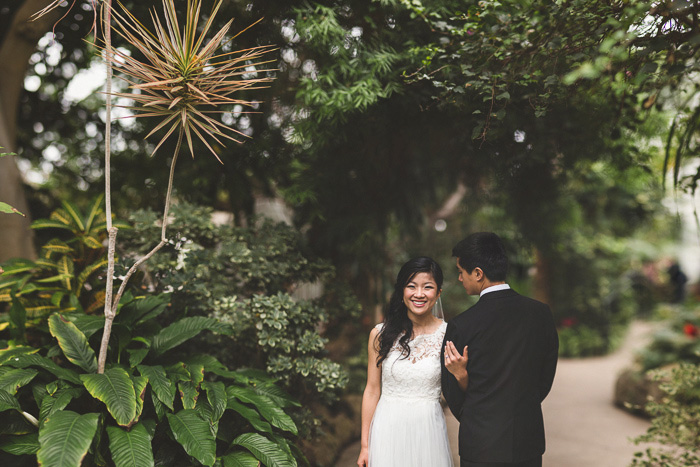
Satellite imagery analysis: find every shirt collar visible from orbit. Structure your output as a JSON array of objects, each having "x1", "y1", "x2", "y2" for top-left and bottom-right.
[{"x1": 480, "y1": 283, "x2": 511, "y2": 297}]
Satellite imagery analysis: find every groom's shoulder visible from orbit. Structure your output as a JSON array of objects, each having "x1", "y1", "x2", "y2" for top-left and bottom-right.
[{"x1": 450, "y1": 302, "x2": 481, "y2": 325}]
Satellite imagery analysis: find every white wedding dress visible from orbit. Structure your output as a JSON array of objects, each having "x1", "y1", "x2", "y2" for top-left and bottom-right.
[{"x1": 368, "y1": 321, "x2": 453, "y2": 466}]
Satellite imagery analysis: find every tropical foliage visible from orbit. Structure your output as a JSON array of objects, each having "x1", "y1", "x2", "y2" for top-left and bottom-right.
[
  {"x1": 0, "y1": 206, "x2": 303, "y2": 466},
  {"x1": 0, "y1": 197, "x2": 126, "y2": 344}
]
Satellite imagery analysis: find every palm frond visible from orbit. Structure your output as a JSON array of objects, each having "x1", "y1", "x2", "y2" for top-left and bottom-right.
[{"x1": 100, "y1": 0, "x2": 274, "y2": 162}]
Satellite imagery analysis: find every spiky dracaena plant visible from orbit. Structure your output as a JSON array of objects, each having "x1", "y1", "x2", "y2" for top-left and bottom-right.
[{"x1": 92, "y1": 0, "x2": 275, "y2": 372}]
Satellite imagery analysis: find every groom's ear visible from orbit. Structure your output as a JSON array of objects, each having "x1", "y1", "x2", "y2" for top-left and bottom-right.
[{"x1": 473, "y1": 267, "x2": 485, "y2": 281}]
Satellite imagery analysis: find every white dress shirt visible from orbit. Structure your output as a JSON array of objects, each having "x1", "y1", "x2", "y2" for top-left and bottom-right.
[{"x1": 480, "y1": 283, "x2": 511, "y2": 297}]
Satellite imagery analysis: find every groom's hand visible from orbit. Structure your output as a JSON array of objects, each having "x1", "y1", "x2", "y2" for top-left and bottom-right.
[{"x1": 445, "y1": 341, "x2": 469, "y2": 391}]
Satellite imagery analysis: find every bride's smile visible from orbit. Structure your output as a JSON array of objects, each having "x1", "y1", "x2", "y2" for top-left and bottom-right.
[{"x1": 402, "y1": 272, "x2": 441, "y2": 319}]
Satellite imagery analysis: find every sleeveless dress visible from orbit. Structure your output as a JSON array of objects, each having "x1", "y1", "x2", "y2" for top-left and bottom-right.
[{"x1": 368, "y1": 320, "x2": 453, "y2": 466}]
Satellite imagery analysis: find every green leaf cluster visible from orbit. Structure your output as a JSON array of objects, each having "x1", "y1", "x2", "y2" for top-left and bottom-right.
[
  {"x1": 213, "y1": 293, "x2": 348, "y2": 397},
  {"x1": 632, "y1": 362, "x2": 700, "y2": 466},
  {"x1": 0, "y1": 297, "x2": 301, "y2": 466},
  {"x1": 0, "y1": 197, "x2": 128, "y2": 343}
]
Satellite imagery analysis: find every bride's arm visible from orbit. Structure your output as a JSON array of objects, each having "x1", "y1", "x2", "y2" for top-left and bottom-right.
[{"x1": 357, "y1": 327, "x2": 382, "y2": 467}]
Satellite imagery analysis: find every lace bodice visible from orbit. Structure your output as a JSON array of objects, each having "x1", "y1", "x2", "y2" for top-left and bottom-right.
[{"x1": 376, "y1": 321, "x2": 446, "y2": 402}]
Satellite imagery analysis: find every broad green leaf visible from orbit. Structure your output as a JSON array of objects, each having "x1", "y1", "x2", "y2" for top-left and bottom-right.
[
  {"x1": 31, "y1": 219, "x2": 75, "y2": 231},
  {"x1": 166, "y1": 410, "x2": 216, "y2": 466},
  {"x1": 0, "y1": 258, "x2": 36, "y2": 275},
  {"x1": 186, "y1": 363, "x2": 205, "y2": 386},
  {"x1": 151, "y1": 316, "x2": 229, "y2": 356},
  {"x1": 194, "y1": 398, "x2": 215, "y2": 427},
  {"x1": 226, "y1": 399, "x2": 272, "y2": 434},
  {"x1": 227, "y1": 387, "x2": 297, "y2": 435},
  {"x1": 35, "y1": 258, "x2": 58, "y2": 268},
  {"x1": 254, "y1": 384, "x2": 301, "y2": 408},
  {"x1": 232, "y1": 433, "x2": 296, "y2": 467},
  {"x1": 48, "y1": 313, "x2": 97, "y2": 373},
  {"x1": 0, "y1": 410, "x2": 35, "y2": 435},
  {"x1": 132, "y1": 375, "x2": 148, "y2": 423},
  {"x1": 66, "y1": 314, "x2": 105, "y2": 338},
  {"x1": 0, "y1": 432, "x2": 39, "y2": 455},
  {"x1": 221, "y1": 451, "x2": 260, "y2": 467},
  {"x1": 151, "y1": 392, "x2": 166, "y2": 421},
  {"x1": 202, "y1": 381, "x2": 226, "y2": 422},
  {"x1": 0, "y1": 274, "x2": 30, "y2": 292},
  {"x1": 0, "y1": 202, "x2": 24, "y2": 216},
  {"x1": 0, "y1": 346, "x2": 39, "y2": 364},
  {"x1": 137, "y1": 365, "x2": 175, "y2": 410},
  {"x1": 182, "y1": 354, "x2": 226, "y2": 373},
  {"x1": 179, "y1": 381, "x2": 199, "y2": 410},
  {"x1": 6, "y1": 353, "x2": 82, "y2": 385},
  {"x1": 0, "y1": 388, "x2": 21, "y2": 412},
  {"x1": 37, "y1": 411, "x2": 99, "y2": 467},
  {"x1": 107, "y1": 423, "x2": 154, "y2": 467},
  {"x1": 127, "y1": 348, "x2": 149, "y2": 367},
  {"x1": 81, "y1": 368, "x2": 137, "y2": 426},
  {"x1": 35, "y1": 274, "x2": 73, "y2": 284},
  {"x1": 0, "y1": 368, "x2": 38, "y2": 395},
  {"x1": 118, "y1": 295, "x2": 169, "y2": 326},
  {"x1": 40, "y1": 388, "x2": 84, "y2": 425},
  {"x1": 60, "y1": 201, "x2": 85, "y2": 231}
]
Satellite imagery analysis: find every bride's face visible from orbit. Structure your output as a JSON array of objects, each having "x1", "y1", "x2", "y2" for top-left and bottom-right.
[{"x1": 403, "y1": 272, "x2": 441, "y2": 318}]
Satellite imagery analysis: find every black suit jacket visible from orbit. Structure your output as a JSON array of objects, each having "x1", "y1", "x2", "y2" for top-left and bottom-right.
[{"x1": 441, "y1": 289, "x2": 558, "y2": 463}]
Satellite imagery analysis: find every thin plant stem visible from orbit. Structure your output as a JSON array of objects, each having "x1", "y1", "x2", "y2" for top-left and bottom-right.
[
  {"x1": 111, "y1": 128, "x2": 183, "y2": 314},
  {"x1": 97, "y1": 128, "x2": 183, "y2": 372},
  {"x1": 98, "y1": 0, "x2": 115, "y2": 374}
]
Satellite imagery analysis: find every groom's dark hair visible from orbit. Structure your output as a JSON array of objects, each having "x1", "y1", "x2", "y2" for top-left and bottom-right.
[{"x1": 452, "y1": 232, "x2": 508, "y2": 281}]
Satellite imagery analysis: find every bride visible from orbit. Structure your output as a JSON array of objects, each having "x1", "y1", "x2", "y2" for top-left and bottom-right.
[{"x1": 357, "y1": 257, "x2": 462, "y2": 467}]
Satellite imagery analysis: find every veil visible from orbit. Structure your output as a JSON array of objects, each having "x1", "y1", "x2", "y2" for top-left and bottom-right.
[{"x1": 432, "y1": 296, "x2": 445, "y2": 320}]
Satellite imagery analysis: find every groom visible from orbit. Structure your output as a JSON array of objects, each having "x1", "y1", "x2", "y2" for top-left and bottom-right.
[{"x1": 441, "y1": 232, "x2": 558, "y2": 467}]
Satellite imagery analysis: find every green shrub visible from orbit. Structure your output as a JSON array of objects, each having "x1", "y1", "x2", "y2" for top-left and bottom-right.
[
  {"x1": 632, "y1": 362, "x2": 700, "y2": 466},
  {"x1": 638, "y1": 308, "x2": 700, "y2": 371},
  {"x1": 119, "y1": 201, "x2": 358, "y2": 408}
]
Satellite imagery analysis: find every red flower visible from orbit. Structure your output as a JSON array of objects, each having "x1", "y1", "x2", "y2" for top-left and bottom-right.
[
  {"x1": 560, "y1": 317, "x2": 578, "y2": 328},
  {"x1": 684, "y1": 323, "x2": 698, "y2": 338}
]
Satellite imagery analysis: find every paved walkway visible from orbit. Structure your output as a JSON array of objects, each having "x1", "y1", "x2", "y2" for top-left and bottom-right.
[{"x1": 337, "y1": 321, "x2": 654, "y2": 467}]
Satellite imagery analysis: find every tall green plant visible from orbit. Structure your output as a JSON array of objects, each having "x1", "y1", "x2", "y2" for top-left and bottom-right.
[{"x1": 92, "y1": 0, "x2": 274, "y2": 374}]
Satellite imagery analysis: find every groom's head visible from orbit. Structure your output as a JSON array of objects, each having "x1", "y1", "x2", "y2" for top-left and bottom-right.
[{"x1": 452, "y1": 232, "x2": 508, "y2": 294}]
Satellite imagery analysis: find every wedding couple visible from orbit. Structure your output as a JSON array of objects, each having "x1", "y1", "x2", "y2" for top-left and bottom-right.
[{"x1": 357, "y1": 232, "x2": 559, "y2": 467}]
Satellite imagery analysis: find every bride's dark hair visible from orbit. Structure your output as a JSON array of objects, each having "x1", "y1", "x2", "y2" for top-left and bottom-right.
[{"x1": 376, "y1": 256, "x2": 443, "y2": 366}]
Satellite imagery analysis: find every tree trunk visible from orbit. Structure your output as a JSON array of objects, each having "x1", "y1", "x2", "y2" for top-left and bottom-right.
[{"x1": 0, "y1": 0, "x2": 62, "y2": 262}]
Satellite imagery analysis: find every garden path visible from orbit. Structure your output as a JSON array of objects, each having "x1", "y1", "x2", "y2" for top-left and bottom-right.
[{"x1": 335, "y1": 320, "x2": 655, "y2": 467}]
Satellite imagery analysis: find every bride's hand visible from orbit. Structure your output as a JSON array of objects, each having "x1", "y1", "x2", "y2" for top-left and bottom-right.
[
  {"x1": 357, "y1": 447, "x2": 369, "y2": 466},
  {"x1": 444, "y1": 340, "x2": 468, "y2": 380}
]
